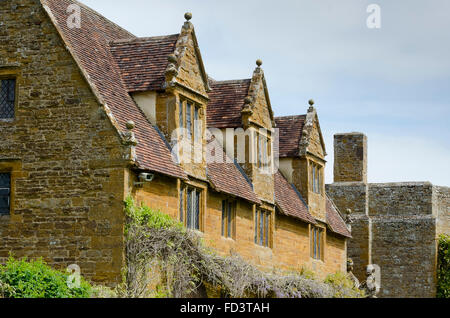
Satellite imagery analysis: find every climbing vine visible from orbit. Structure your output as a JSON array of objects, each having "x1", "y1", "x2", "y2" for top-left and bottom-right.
[
  {"x1": 437, "y1": 234, "x2": 450, "y2": 298},
  {"x1": 119, "y1": 196, "x2": 363, "y2": 298}
]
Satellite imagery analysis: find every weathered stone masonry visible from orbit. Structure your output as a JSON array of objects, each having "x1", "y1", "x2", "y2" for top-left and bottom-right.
[
  {"x1": 327, "y1": 133, "x2": 450, "y2": 298},
  {"x1": 1, "y1": 0, "x2": 351, "y2": 287},
  {"x1": 0, "y1": 0, "x2": 129, "y2": 284}
]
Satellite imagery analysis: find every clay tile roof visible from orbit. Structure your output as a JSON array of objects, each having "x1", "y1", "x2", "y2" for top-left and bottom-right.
[
  {"x1": 275, "y1": 115, "x2": 306, "y2": 158},
  {"x1": 326, "y1": 195, "x2": 352, "y2": 238},
  {"x1": 207, "y1": 139, "x2": 260, "y2": 204},
  {"x1": 41, "y1": 0, "x2": 186, "y2": 179},
  {"x1": 274, "y1": 172, "x2": 316, "y2": 224},
  {"x1": 207, "y1": 79, "x2": 251, "y2": 128},
  {"x1": 110, "y1": 35, "x2": 179, "y2": 92}
]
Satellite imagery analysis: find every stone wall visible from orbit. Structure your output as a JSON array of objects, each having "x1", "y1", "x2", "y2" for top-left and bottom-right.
[
  {"x1": 369, "y1": 183, "x2": 437, "y2": 298},
  {"x1": 334, "y1": 133, "x2": 367, "y2": 183},
  {"x1": 328, "y1": 130, "x2": 450, "y2": 298},
  {"x1": 0, "y1": 0, "x2": 128, "y2": 285},
  {"x1": 434, "y1": 186, "x2": 450, "y2": 236},
  {"x1": 326, "y1": 182, "x2": 370, "y2": 281}
]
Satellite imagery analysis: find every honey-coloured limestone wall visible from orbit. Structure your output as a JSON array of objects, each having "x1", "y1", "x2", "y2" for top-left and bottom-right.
[{"x1": 0, "y1": 0, "x2": 129, "y2": 285}]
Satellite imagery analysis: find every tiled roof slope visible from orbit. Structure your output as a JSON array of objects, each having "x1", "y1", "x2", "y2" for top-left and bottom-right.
[
  {"x1": 275, "y1": 115, "x2": 306, "y2": 158},
  {"x1": 207, "y1": 79, "x2": 251, "y2": 128},
  {"x1": 41, "y1": 0, "x2": 186, "y2": 179},
  {"x1": 274, "y1": 172, "x2": 316, "y2": 224},
  {"x1": 207, "y1": 139, "x2": 260, "y2": 204},
  {"x1": 326, "y1": 195, "x2": 352, "y2": 238},
  {"x1": 110, "y1": 35, "x2": 179, "y2": 92}
]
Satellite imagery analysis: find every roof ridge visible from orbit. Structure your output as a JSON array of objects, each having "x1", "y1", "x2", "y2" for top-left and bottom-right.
[
  {"x1": 109, "y1": 34, "x2": 180, "y2": 45},
  {"x1": 211, "y1": 79, "x2": 252, "y2": 85},
  {"x1": 275, "y1": 114, "x2": 307, "y2": 120}
]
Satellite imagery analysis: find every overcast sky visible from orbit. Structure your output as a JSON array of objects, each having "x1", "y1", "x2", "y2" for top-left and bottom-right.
[{"x1": 82, "y1": 0, "x2": 450, "y2": 186}]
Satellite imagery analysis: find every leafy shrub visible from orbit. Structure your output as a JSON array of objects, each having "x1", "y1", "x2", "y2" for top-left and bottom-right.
[
  {"x1": 437, "y1": 234, "x2": 450, "y2": 298},
  {"x1": 324, "y1": 272, "x2": 365, "y2": 298},
  {"x1": 0, "y1": 256, "x2": 92, "y2": 298},
  {"x1": 124, "y1": 196, "x2": 184, "y2": 231}
]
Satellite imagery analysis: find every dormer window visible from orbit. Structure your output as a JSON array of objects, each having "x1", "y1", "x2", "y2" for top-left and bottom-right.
[
  {"x1": 0, "y1": 79, "x2": 16, "y2": 119},
  {"x1": 179, "y1": 97, "x2": 202, "y2": 144},
  {"x1": 310, "y1": 162, "x2": 322, "y2": 194},
  {"x1": 253, "y1": 129, "x2": 271, "y2": 171}
]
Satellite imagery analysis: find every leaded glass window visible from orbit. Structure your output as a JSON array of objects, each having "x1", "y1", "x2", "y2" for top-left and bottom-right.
[
  {"x1": 0, "y1": 173, "x2": 11, "y2": 215},
  {"x1": 0, "y1": 79, "x2": 15, "y2": 119}
]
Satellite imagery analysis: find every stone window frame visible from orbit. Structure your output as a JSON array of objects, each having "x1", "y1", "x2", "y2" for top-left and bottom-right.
[
  {"x1": 179, "y1": 181, "x2": 205, "y2": 232},
  {"x1": 0, "y1": 161, "x2": 21, "y2": 222},
  {"x1": 221, "y1": 198, "x2": 237, "y2": 240},
  {"x1": 0, "y1": 68, "x2": 20, "y2": 123},
  {"x1": 178, "y1": 95, "x2": 203, "y2": 145},
  {"x1": 254, "y1": 208, "x2": 273, "y2": 249},
  {"x1": 310, "y1": 225, "x2": 326, "y2": 261},
  {"x1": 309, "y1": 160, "x2": 323, "y2": 195},
  {"x1": 252, "y1": 128, "x2": 272, "y2": 171}
]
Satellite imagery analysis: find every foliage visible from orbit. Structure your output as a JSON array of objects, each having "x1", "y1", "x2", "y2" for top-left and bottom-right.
[
  {"x1": 324, "y1": 272, "x2": 365, "y2": 298},
  {"x1": 120, "y1": 198, "x2": 364, "y2": 298},
  {"x1": 0, "y1": 256, "x2": 92, "y2": 298},
  {"x1": 437, "y1": 234, "x2": 450, "y2": 298},
  {"x1": 124, "y1": 196, "x2": 184, "y2": 231}
]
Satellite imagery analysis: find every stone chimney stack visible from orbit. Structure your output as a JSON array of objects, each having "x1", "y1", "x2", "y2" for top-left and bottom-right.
[{"x1": 334, "y1": 133, "x2": 367, "y2": 183}]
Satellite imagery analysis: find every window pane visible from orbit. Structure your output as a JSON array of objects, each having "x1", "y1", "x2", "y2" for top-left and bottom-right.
[
  {"x1": 187, "y1": 188, "x2": 193, "y2": 229},
  {"x1": 258, "y1": 135, "x2": 263, "y2": 168},
  {"x1": 314, "y1": 229, "x2": 317, "y2": 259},
  {"x1": 194, "y1": 190, "x2": 200, "y2": 230},
  {"x1": 318, "y1": 168, "x2": 321, "y2": 194},
  {"x1": 317, "y1": 229, "x2": 320, "y2": 259},
  {"x1": 318, "y1": 230, "x2": 322, "y2": 260},
  {"x1": 186, "y1": 102, "x2": 192, "y2": 139},
  {"x1": 179, "y1": 101, "x2": 184, "y2": 130},
  {"x1": 0, "y1": 79, "x2": 15, "y2": 119},
  {"x1": 253, "y1": 132, "x2": 258, "y2": 165},
  {"x1": 265, "y1": 212, "x2": 269, "y2": 247},
  {"x1": 179, "y1": 188, "x2": 184, "y2": 223},
  {"x1": 0, "y1": 173, "x2": 11, "y2": 215},
  {"x1": 194, "y1": 107, "x2": 200, "y2": 143},
  {"x1": 259, "y1": 211, "x2": 264, "y2": 246}
]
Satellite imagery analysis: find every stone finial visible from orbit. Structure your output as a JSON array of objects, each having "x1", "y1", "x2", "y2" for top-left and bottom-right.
[
  {"x1": 184, "y1": 12, "x2": 192, "y2": 21},
  {"x1": 168, "y1": 54, "x2": 177, "y2": 64},
  {"x1": 256, "y1": 59, "x2": 263, "y2": 67},
  {"x1": 308, "y1": 99, "x2": 315, "y2": 112},
  {"x1": 347, "y1": 259, "x2": 360, "y2": 289},
  {"x1": 126, "y1": 120, "x2": 135, "y2": 130},
  {"x1": 360, "y1": 265, "x2": 379, "y2": 298},
  {"x1": 123, "y1": 120, "x2": 138, "y2": 147}
]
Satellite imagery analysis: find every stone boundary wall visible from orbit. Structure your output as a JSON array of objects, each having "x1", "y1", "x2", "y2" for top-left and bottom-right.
[
  {"x1": 433, "y1": 186, "x2": 450, "y2": 236},
  {"x1": 368, "y1": 182, "x2": 437, "y2": 298}
]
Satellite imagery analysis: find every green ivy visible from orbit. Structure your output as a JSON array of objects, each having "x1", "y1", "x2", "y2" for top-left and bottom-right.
[
  {"x1": 437, "y1": 234, "x2": 450, "y2": 298},
  {"x1": 0, "y1": 256, "x2": 92, "y2": 298},
  {"x1": 324, "y1": 272, "x2": 365, "y2": 298},
  {"x1": 124, "y1": 196, "x2": 184, "y2": 231}
]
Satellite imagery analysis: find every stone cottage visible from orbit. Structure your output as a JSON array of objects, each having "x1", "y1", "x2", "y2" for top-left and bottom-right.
[{"x1": 0, "y1": 0, "x2": 350, "y2": 286}]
